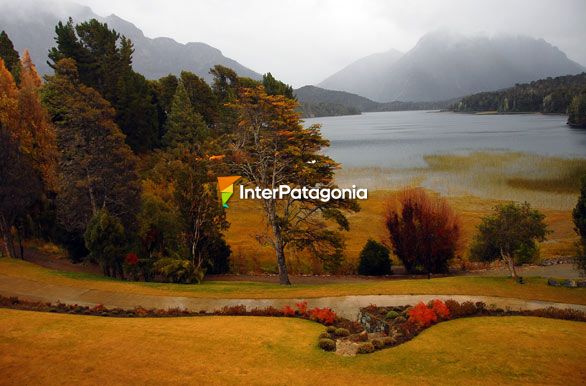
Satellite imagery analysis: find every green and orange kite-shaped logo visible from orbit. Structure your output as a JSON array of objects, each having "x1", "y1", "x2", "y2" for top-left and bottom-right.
[{"x1": 217, "y1": 176, "x2": 241, "y2": 208}]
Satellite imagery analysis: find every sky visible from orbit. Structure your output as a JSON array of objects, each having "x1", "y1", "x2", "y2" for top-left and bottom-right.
[{"x1": 32, "y1": 0, "x2": 586, "y2": 87}]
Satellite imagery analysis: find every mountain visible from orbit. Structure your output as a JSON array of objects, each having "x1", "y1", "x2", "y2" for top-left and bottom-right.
[
  {"x1": 319, "y1": 49, "x2": 403, "y2": 97},
  {"x1": 0, "y1": 1, "x2": 261, "y2": 82},
  {"x1": 318, "y1": 31, "x2": 585, "y2": 102},
  {"x1": 294, "y1": 85, "x2": 454, "y2": 118}
]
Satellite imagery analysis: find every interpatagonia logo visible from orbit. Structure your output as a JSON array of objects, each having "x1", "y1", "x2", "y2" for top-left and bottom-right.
[
  {"x1": 217, "y1": 176, "x2": 241, "y2": 208},
  {"x1": 218, "y1": 176, "x2": 368, "y2": 209}
]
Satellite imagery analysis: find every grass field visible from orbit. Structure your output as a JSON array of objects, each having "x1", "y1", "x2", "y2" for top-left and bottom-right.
[
  {"x1": 1, "y1": 258, "x2": 585, "y2": 304},
  {"x1": 225, "y1": 190, "x2": 579, "y2": 275},
  {"x1": 0, "y1": 308, "x2": 584, "y2": 385}
]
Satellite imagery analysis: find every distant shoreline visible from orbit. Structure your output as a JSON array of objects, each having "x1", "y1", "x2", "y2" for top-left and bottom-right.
[{"x1": 444, "y1": 110, "x2": 567, "y2": 116}]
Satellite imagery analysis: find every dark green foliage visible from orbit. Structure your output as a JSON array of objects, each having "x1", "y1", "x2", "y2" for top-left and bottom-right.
[
  {"x1": 262, "y1": 72, "x2": 294, "y2": 99},
  {"x1": 153, "y1": 257, "x2": 199, "y2": 284},
  {"x1": 385, "y1": 310, "x2": 400, "y2": 320},
  {"x1": 470, "y1": 202, "x2": 549, "y2": 278},
  {"x1": 573, "y1": 175, "x2": 586, "y2": 275},
  {"x1": 84, "y1": 208, "x2": 126, "y2": 277},
  {"x1": 357, "y1": 342, "x2": 375, "y2": 354},
  {"x1": 298, "y1": 102, "x2": 360, "y2": 118},
  {"x1": 162, "y1": 82, "x2": 209, "y2": 148},
  {"x1": 155, "y1": 74, "x2": 179, "y2": 113},
  {"x1": 358, "y1": 239, "x2": 392, "y2": 275},
  {"x1": 210, "y1": 64, "x2": 239, "y2": 103},
  {"x1": 568, "y1": 93, "x2": 586, "y2": 128},
  {"x1": 42, "y1": 59, "x2": 141, "y2": 241},
  {"x1": 318, "y1": 332, "x2": 331, "y2": 339},
  {"x1": 180, "y1": 71, "x2": 218, "y2": 127},
  {"x1": 334, "y1": 328, "x2": 350, "y2": 337},
  {"x1": 326, "y1": 326, "x2": 337, "y2": 333},
  {"x1": 0, "y1": 31, "x2": 20, "y2": 83},
  {"x1": 318, "y1": 338, "x2": 336, "y2": 351},
  {"x1": 453, "y1": 73, "x2": 586, "y2": 113},
  {"x1": 371, "y1": 339, "x2": 384, "y2": 350},
  {"x1": 114, "y1": 70, "x2": 160, "y2": 152},
  {"x1": 48, "y1": 18, "x2": 160, "y2": 152},
  {"x1": 205, "y1": 236, "x2": 231, "y2": 274},
  {"x1": 0, "y1": 129, "x2": 42, "y2": 258}
]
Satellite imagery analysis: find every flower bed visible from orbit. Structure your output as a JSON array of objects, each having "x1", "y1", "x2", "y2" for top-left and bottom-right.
[
  {"x1": 1, "y1": 295, "x2": 584, "y2": 356},
  {"x1": 335, "y1": 299, "x2": 586, "y2": 355}
]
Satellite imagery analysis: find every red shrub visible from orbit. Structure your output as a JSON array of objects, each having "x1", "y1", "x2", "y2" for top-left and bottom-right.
[
  {"x1": 282, "y1": 305, "x2": 296, "y2": 316},
  {"x1": 125, "y1": 252, "x2": 139, "y2": 265},
  {"x1": 308, "y1": 307, "x2": 337, "y2": 325},
  {"x1": 407, "y1": 302, "x2": 437, "y2": 327},
  {"x1": 295, "y1": 301, "x2": 308, "y2": 316},
  {"x1": 430, "y1": 299, "x2": 450, "y2": 320}
]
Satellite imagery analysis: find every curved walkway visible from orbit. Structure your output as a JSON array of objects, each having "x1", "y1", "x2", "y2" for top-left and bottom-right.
[{"x1": 1, "y1": 274, "x2": 585, "y2": 319}]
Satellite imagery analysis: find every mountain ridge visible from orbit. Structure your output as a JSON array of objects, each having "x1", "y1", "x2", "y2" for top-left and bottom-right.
[
  {"x1": 0, "y1": 1, "x2": 261, "y2": 82},
  {"x1": 318, "y1": 31, "x2": 585, "y2": 102}
]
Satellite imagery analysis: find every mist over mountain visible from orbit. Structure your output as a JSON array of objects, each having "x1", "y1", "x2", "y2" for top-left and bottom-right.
[
  {"x1": 319, "y1": 31, "x2": 585, "y2": 102},
  {"x1": 0, "y1": 1, "x2": 261, "y2": 81},
  {"x1": 318, "y1": 49, "x2": 403, "y2": 98}
]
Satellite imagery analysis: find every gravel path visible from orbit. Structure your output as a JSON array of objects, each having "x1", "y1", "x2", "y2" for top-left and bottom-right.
[{"x1": 1, "y1": 274, "x2": 585, "y2": 319}]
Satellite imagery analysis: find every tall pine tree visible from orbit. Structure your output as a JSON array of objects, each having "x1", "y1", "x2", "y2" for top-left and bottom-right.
[
  {"x1": 48, "y1": 18, "x2": 159, "y2": 152},
  {"x1": 162, "y1": 81, "x2": 209, "y2": 149},
  {"x1": 42, "y1": 59, "x2": 141, "y2": 254}
]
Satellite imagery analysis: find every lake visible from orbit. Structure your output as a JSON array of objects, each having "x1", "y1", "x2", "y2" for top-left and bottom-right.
[{"x1": 304, "y1": 111, "x2": 586, "y2": 168}]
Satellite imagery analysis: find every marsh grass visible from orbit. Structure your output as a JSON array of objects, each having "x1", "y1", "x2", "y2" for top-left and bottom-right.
[{"x1": 336, "y1": 151, "x2": 586, "y2": 210}]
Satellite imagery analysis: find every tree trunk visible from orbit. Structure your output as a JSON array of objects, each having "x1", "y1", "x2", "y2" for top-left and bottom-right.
[
  {"x1": 274, "y1": 233, "x2": 290, "y2": 285},
  {"x1": 501, "y1": 249, "x2": 517, "y2": 278},
  {"x1": 0, "y1": 216, "x2": 12, "y2": 258},
  {"x1": 17, "y1": 227, "x2": 24, "y2": 259},
  {"x1": 267, "y1": 202, "x2": 291, "y2": 285}
]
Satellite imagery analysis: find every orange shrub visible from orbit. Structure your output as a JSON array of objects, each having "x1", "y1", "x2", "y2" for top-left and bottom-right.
[
  {"x1": 430, "y1": 299, "x2": 450, "y2": 320},
  {"x1": 407, "y1": 302, "x2": 437, "y2": 327}
]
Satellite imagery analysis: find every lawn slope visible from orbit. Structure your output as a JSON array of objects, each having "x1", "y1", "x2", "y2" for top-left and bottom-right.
[
  {"x1": 1, "y1": 258, "x2": 585, "y2": 304},
  {"x1": 0, "y1": 309, "x2": 584, "y2": 384}
]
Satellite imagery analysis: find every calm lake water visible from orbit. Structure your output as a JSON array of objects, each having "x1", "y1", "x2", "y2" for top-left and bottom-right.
[{"x1": 304, "y1": 111, "x2": 586, "y2": 168}]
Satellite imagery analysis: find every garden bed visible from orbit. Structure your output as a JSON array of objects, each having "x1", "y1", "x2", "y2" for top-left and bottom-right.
[{"x1": 1, "y1": 295, "x2": 584, "y2": 357}]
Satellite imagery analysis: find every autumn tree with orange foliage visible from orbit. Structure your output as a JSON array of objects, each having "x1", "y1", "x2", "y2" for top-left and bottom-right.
[
  {"x1": 0, "y1": 50, "x2": 58, "y2": 258},
  {"x1": 227, "y1": 86, "x2": 359, "y2": 285},
  {"x1": 385, "y1": 188, "x2": 461, "y2": 276}
]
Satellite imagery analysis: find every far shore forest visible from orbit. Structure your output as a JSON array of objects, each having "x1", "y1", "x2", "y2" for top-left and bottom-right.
[{"x1": 1, "y1": 18, "x2": 586, "y2": 285}]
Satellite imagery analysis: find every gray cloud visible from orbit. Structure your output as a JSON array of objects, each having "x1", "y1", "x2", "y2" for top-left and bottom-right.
[{"x1": 19, "y1": 0, "x2": 586, "y2": 87}]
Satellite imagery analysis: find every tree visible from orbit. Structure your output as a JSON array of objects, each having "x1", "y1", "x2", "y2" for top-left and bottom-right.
[
  {"x1": 470, "y1": 202, "x2": 549, "y2": 278},
  {"x1": 227, "y1": 86, "x2": 359, "y2": 285},
  {"x1": 144, "y1": 147, "x2": 229, "y2": 283},
  {"x1": 0, "y1": 127, "x2": 42, "y2": 258},
  {"x1": 263, "y1": 72, "x2": 294, "y2": 99},
  {"x1": 17, "y1": 51, "x2": 58, "y2": 192},
  {"x1": 84, "y1": 208, "x2": 126, "y2": 277},
  {"x1": 49, "y1": 18, "x2": 160, "y2": 152},
  {"x1": 180, "y1": 71, "x2": 218, "y2": 127},
  {"x1": 568, "y1": 93, "x2": 586, "y2": 128},
  {"x1": 385, "y1": 189, "x2": 461, "y2": 276},
  {"x1": 357, "y1": 239, "x2": 391, "y2": 276},
  {"x1": 42, "y1": 59, "x2": 141, "y2": 257},
  {"x1": 162, "y1": 81, "x2": 208, "y2": 149},
  {"x1": 573, "y1": 175, "x2": 586, "y2": 275},
  {"x1": 0, "y1": 31, "x2": 20, "y2": 83}
]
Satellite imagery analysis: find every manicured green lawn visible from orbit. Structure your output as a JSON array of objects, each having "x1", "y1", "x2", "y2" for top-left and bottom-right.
[
  {"x1": 1, "y1": 257, "x2": 585, "y2": 304},
  {"x1": 0, "y1": 309, "x2": 584, "y2": 384}
]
